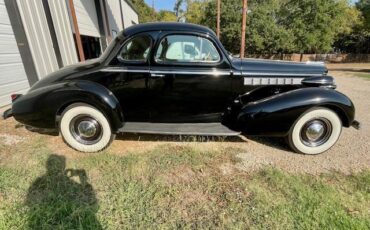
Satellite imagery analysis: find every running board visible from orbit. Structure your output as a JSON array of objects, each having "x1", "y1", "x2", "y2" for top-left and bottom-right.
[{"x1": 119, "y1": 122, "x2": 240, "y2": 136}]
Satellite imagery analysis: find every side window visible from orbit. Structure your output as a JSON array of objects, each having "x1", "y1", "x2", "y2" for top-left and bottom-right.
[
  {"x1": 155, "y1": 35, "x2": 220, "y2": 63},
  {"x1": 118, "y1": 35, "x2": 151, "y2": 62}
]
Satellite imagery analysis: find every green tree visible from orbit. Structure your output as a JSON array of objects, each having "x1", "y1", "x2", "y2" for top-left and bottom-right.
[
  {"x1": 201, "y1": 0, "x2": 243, "y2": 54},
  {"x1": 174, "y1": 0, "x2": 186, "y2": 21},
  {"x1": 200, "y1": 0, "x2": 358, "y2": 55},
  {"x1": 185, "y1": 0, "x2": 208, "y2": 24},
  {"x1": 334, "y1": 0, "x2": 370, "y2": 53},
  {"x1": 357, "y1": 0, "x2": 370, "y2": 30},
  {"x1": 131, "y1": 0, "x2": 158, "y2": 22},
  {"x1": 247, "y1": 0, "x2": 295, "y2": 54},
  {"x1": 287, "y1": 0, "x2": 359, "y2": 53},
  {"x1": 158, "y1": 10, "x2": 178, "y2": 22}
]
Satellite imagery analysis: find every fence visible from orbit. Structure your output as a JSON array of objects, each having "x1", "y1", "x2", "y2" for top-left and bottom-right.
[{"x1": 246, "y1": 54, "x2": 370, "y2": 63}]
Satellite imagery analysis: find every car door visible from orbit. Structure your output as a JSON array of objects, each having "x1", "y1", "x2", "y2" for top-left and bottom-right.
[
  {"x1": 149, "y1": 33, "x2": 233, "y2": 123},
  {"x1": 101, "y1": 33, "x2": 153, "y2": 122}
]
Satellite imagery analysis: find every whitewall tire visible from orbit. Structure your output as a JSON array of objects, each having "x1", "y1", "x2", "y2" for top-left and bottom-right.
[
  {"x1": 60, "y1": 103, "x2": 115, "y2": 152},
  {"x1": 287, "y1": 108, "x2": 342, "y2": 155}
]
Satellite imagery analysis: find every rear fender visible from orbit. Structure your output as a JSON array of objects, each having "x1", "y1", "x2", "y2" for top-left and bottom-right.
[
  {"x1": 237, "y1": 87, "x2": 355, "y2": 136},
  {"x1": 12, "y1": 80, "x2": 124, "y2": 132}
]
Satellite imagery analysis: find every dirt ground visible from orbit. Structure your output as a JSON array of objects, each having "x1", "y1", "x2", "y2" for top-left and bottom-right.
[{"x1": 1, "y1": 64, "x2": 369, "y2": 175}]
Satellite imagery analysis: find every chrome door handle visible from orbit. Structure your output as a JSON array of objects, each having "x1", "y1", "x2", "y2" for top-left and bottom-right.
[{"x1": 150, "y1": 73, "x2": 165, "y2": 78}]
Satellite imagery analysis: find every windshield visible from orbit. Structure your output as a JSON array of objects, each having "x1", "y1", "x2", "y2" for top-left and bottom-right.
[{"x1": 99, "y1": 34, "x2": 125, "y2": 61}]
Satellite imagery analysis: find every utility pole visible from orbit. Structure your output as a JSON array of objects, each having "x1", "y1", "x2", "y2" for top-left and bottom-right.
[
  {"x1": 217, "y1": 0, "x2": 221, "y2": 39},
  {"x1": 152, "y1": 0, "x2": 155, "y2": 20},
  {"x1": 240, "y1": 0, "x2": 247, "y2": 59}
]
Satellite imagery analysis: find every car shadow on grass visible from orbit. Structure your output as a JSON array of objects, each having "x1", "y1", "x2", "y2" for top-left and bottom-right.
[
  {"x1": 246, "y1": 136, "x2": 292, "y2": 152},
  {"x1": 25, "y1": 126, "x2": 59, "y2": 136},
  {"x1": 14, "y1": 124, "x2": 59, "y2": 136},
  {"x1": 25, "y1": 154, "x2": 101, "y2": 229}
]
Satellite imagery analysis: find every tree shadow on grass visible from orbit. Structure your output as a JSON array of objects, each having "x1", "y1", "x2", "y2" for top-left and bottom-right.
[{"x1": 25, "y1": 154, "x2": 101, "y2": 229}]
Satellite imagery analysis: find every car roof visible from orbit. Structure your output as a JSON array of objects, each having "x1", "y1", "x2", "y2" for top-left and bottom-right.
[{"x1": 122, "y1": 22, "x2": 217, "y2": 37}]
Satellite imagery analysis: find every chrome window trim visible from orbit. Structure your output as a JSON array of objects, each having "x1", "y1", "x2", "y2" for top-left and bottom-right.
[
  {"x1": 116, "y1": 34, "x2": 153, "y2": 63},
  {"x1": 235, "y1": 72, "x2": 324, "y2": 77},
  {"x1": 100, "y1": 67, "x2": 150, "y2": 73},
  {"x1": 101, "y1": 67, "x2": 230, "y2": 76},
  {"x1": 150, "y1": 70, "x2": 230, "y2": 76},
  {"x1": 101, "y1": 67, "x2": 323, "y2": 81},
  {"x1": 154, "y1": 34, "x2": 222, "y2": 64}
]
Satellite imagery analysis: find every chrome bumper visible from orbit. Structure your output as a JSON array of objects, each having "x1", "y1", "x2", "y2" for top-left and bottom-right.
[{"x1": 2, "y1": 108, "x2": 13, "y2": 120}]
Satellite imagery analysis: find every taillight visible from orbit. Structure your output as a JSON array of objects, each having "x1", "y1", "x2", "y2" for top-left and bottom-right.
[{"x1": 11, "y1": 94, "x2": 21, "y2": 101}]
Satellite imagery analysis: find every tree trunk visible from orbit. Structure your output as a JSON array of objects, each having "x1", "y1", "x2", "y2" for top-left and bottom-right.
[
  {"x1": 240, "y1": 0, "x2": 248, "y2": 59},
  {"x1": 217, "y1": 0, "x2": 221, "y2": 39}
]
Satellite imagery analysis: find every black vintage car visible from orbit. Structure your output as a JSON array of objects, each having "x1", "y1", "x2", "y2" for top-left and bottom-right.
[{"x1": 3, "y1": 23, "x2": 360, "y2": 154}]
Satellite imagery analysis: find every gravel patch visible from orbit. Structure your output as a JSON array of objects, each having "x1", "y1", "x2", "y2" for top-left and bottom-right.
[{"x1": 0, "y1": 134, "x2": 25, "y2": 146}]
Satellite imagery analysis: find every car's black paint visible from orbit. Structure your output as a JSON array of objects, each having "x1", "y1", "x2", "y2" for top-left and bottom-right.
[
  {"x1": 148, "y1": 30, "x2": 233, "y2": 122},
  {"x1": 122, "y1": 23, "x2": 218, "y2": 37},
  {"x1": 234, "y1": 58, "x2": 327, "y2": 75},
  {"x1": 2, "y1": 108, "x2": 12, "y2": 120},
  {"x1": 301, "y1": 76, "x2": 336, "y2": 88},
  {"x1": 12, "y1": 81, "x2": 123, "y2": 132},
  {"x1": 9, "y1": 22, "x2": 355, "y2": 137},
  {"x1": 237, "y1": 87, "x2": 355, "y2": 136}
]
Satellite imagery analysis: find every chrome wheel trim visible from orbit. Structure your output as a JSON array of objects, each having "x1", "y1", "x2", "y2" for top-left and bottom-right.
[
  {"x1": 300, "y1": 118, "x2": 332, "y2": 147},
  {"x1": 70, "y1": 115, "x2": 103, "y2": 145}
]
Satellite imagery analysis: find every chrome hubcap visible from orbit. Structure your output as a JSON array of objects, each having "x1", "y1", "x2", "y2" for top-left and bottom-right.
[
  {"x1": 306, "y1": 122, "x2": 325, "y2": 141},
  {"x1": 300, "y1": 118, "x2": 332, "y2": 147},
  {"x1": 70, "y1": 116, "x2": 103, "y2": 145},
  {"x1": 77, "y1": 121, "x2": 97, "y2": 138}
]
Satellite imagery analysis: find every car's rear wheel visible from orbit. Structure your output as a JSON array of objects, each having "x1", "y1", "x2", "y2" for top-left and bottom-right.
[
  {"x1": 287, "y1": 107, "x2": 342, "y2": 155},
  {"x1": 60, "y1": 103, "x2": 115, "y2": 152}
]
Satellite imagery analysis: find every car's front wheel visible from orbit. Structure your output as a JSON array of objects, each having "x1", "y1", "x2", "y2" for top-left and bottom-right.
[
  {"x1": 60, "y1": 103, "x2": 115, "y2": 152},
  {"x1": 287, "y1": 107, "x2": 342, "y2": 155}
]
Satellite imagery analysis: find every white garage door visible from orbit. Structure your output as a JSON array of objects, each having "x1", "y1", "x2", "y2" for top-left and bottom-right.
[
  {"x1": 48, "y1": 0, "x2": 79, "y2": 66},
  {"x1": 106, "y1": 0, "x2": 123, "y2": 36},
  {"x1": 73, "y1": 0, "x2": 100, "y2": 37},
  {"x1": 122, "y1": 0, "x2": 138, "y2": 28},
  {"x1": 17, "y1": 0, "x2": 59, "y2": 79},
  {"x1": 0, "y1": 0, "x2": 29, "y2": 107}
]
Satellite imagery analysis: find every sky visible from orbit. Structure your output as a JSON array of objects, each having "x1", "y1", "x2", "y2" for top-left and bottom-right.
[
  {"x1": 145, "y1": 0, "x2": 360, "y2": 12},
  {"x1": 144, "y1": 0, "x2": 177, "y2": 11}
]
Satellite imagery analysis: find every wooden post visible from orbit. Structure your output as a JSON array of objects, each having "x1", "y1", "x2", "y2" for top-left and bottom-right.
[
  {"x1": 216, "y1": 0, "x2": 221, "y2": 39},
  {"x1": 240, "y1": 0, "x2": 247, "y2": 59},
  {"x1": 68, "y1": 0, "x2": 85, "y2": 61}
]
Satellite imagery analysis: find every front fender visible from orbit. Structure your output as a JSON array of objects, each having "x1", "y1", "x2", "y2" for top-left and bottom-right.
[
  {"x1": 237, "y1": 88, "x2": 355, "y2": 136},
  {"x1": 12, "y1": 80, "x2": 124, "y2": 132}
]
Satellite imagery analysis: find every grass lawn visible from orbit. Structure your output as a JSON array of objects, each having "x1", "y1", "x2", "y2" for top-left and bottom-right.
[
  {"x1": 0, "y1": 137, "x2": 369, "y2": 229},
  {"x1": 353, "y1": 72, "x2": 370, "y2": 79}
]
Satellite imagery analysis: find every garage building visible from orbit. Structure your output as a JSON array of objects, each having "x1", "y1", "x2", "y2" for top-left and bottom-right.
[{"x1": 0, "y1": 0, "x2": 139, "y2": 107}]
